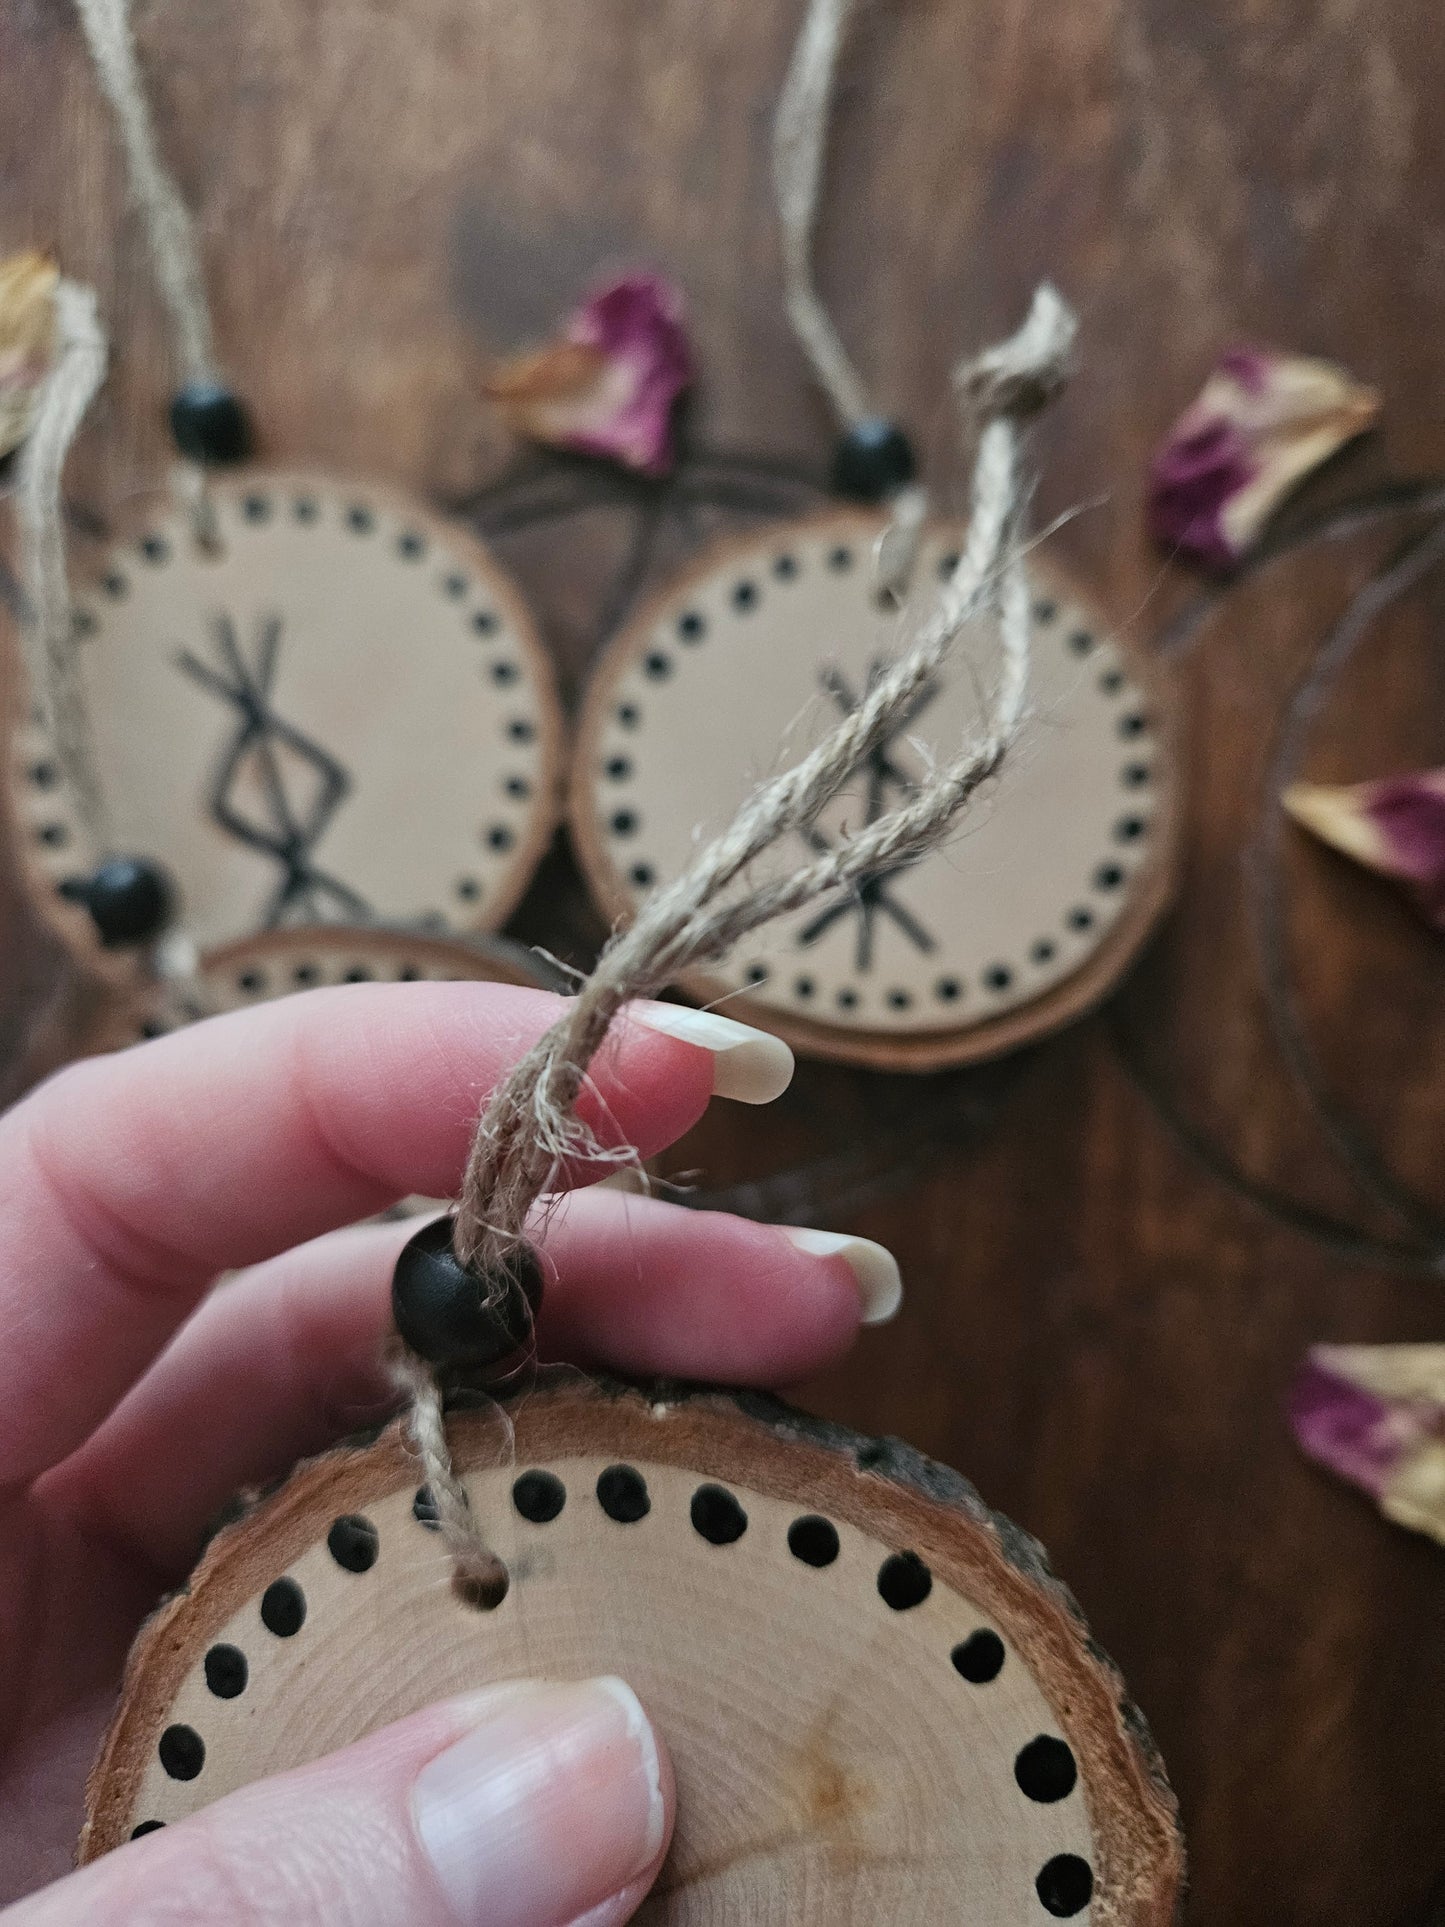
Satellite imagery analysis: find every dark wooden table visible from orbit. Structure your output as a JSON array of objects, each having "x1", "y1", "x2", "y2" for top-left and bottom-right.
[{"x1": 4, "y1": 3, "x2": 1445, "y2": 1919}]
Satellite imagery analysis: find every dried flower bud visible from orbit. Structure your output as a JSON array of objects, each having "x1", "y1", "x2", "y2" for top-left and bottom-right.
[
  {"x1": 1147, "y1": 348, "x2": 1379, "y2": 570},
  {"x1": 0, "y1": 249, "x2": 59, "y2": 460},
  {"x1": 484, "y1": 272, "x2": 692, "y2": 477},
  {"x1": 1285, "y1": 768, "x2": 1445, "y2": 932},
  {"x1": 1291, "y1": 1345, "x2": 1445, "y2": 1547}
]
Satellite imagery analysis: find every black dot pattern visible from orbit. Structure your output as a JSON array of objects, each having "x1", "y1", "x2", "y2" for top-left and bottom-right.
[
  {"x1": 690, "y1": 1483, "x2": 748, "y2": 1544},
  {"x1": 877, "y1": 1550, "x2": 933, "y2": 1610},
  {"x1": 788, "y1": 1515, "x2": 840, "y2": 1566},
  {"x1": 327, "y1": 1515, "x2": 380, "y2": 1573},
  {"x1": 21, "y1": 484, "x2": 553, "y2": 954},
  {"x1": 1036, "y1": 1854, "x2": 1093, "y2": 1916},
  {"x1": 1015, "y1": 1734, "x2": 1078, "y2": 1803},
  {"x1": 158, "y1": 1724, "x2": 205, "y2": 1781},
  {"x1": 203, "y1": 1643, "x2": 249, "y2": 1699},
  {"x1": 579, "y1": 525, "x2": 1155, "y2": 1040},
  {"x1": 144, "y1": 1463, "x2": 1093, "y2": 1915},
  {"x1": 513, "y1": 1470, "x2": 566, "y2": 1522},
  {"x1": 260, "y1": 1577, "x2": 306, "y2": 1637},
  {"x1": 596, "y1": 1464, "x2": 650, "y2": 1523},
  {"x1": 952, "y1": 1629, "x2": 1005, "y2": 1682}
]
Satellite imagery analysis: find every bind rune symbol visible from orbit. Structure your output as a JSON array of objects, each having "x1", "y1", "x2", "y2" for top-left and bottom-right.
[
  {"x1": 177, "y1": 613, "x2": 370, "y2": 928},
  {"x1": 797, "y1": 659, "x2": 940, "y2": 972}
]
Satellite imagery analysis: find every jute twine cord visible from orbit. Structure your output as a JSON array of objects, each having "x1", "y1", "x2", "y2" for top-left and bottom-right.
[
  {"x1": 72, "y1": 0, "x2": 219, "y2": 390},
  {"x1": 773, "y1": 0, "x2": 871, "y2": 431},
  {"x1": 16, "y1": 280, "x2": 109, "y2": 850},
  {"x1": 774, "y1": 0, "x2": 942, "y2": 598},
  {"x1": 16, "y1": 279, "x2": 220, "y2": 1010},
  {"x1": 410, "y1": 284, "x2": 1078, "y2": 1598}
]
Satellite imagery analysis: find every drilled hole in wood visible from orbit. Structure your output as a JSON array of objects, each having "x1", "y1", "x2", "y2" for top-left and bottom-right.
[
  {"x1": 877, "y1": 1550, "x2": 932, "y2": 1610},
  {"x1": 452, "y1": 1563, "x2": 509, "y2": 1611},
  {"x1": 1015, "y1": 1734, "x2": 1077, "y2": 1803},
  {"x1": 512, "y1": 1470, "x2": 566, "y2": 1522},
  {"x1": 689, "y1": 1483, "x2": 748, "y2": 1544}
]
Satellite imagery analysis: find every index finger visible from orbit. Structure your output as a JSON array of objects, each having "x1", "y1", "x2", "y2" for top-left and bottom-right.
[{"x1": 0, "y1": 982, "x2": 758, "y2": 1486}]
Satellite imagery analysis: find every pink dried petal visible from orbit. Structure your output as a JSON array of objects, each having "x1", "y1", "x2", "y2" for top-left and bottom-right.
[
  {"x1": 0, "y1": 249, "x2": 59, "y2": 460},
  {"x1": 1285, "y1": 769, "x2": 1445, "y2": 933},
  {"x1": 484, "y1": 272, "x2": 692, "y2": 477},
  {"x1": 1148, "y1": 347, "x2": 1378, "y2": 570},
  {"x1": 1290, "y1": 1352, "x2": 1406, "y2": 1499},
  {"x1": 1292, "y1": 1346, "x2": 1445, "y2": 1547}
]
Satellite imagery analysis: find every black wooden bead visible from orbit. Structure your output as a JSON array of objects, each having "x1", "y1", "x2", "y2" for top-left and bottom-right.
[
  {"x1": 392, "y1": 1216, "x2": 543, "y2": 1373},
  {"x1": 169, "y1": 381, "x2": 252, "y2": 465},
  {"x1": 60, "y1": 855, "x2": 175, "y2": 946},
  {"x1": 830, "y1": 418, "x2": 917, "y2": 502}
]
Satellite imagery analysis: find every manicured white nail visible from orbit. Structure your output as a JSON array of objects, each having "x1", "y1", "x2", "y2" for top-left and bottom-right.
[
  {"x1": 414, "y1": 1676, "x2": 665, "y2": 1927},
  {"x1": 783, "y1": 1227, "x2": 903, "y2": 1324},
  {"x1": 634, "y1": 1002, "x2": 794, "y2": 1104}
]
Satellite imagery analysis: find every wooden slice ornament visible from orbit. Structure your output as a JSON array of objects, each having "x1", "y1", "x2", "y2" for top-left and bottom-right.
[
  {"x1": 9, "y1": 474, "x2": 563, "y2": 961},
  {"x1": 572, "y1": 511, "x2": 1178, "y2": 1070},
  {"x1": 82, "y1": 1378, "x2": 1184, "y2": 1921},
  {"x1": 78, "y1": 925, "x2": 566, "y2": 1053}
]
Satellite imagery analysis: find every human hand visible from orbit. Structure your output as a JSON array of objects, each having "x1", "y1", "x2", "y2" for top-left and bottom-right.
[{"x1": 0, "y1": 984, "x2": 899, "y2": 1925}]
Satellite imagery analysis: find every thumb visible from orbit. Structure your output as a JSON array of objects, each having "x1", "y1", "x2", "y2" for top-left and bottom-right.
[{"x1": 10, "y1": 1678, "x2": 673, "y2": 1927}]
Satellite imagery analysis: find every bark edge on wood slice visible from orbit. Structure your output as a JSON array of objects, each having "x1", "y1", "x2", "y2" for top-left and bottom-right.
[
  {"x1": 570, "y1": 510, "x2": 1181, "y2": 1072},
  {"x1": 77, "y1": 924, "x2": 570, "y2": 1054},
  {"x1": 82, "y1": 1375, "x2": 1184, "y2": 1922}
]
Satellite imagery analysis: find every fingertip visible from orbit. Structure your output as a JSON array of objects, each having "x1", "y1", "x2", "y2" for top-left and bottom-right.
[
  {"x1": 535, "y1": 1192, "x2": 867, "y2": 1384},
  {"x1": 629, "y1": 1003, "x2": 795, "y2": 1104}
]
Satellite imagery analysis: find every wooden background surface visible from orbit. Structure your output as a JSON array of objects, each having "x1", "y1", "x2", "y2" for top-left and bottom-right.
[{"x1": 3, "y1": 0, "x2": 1445, "y2": 1919}]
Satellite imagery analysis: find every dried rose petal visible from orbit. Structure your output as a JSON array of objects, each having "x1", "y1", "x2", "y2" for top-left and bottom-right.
[
  {"x1": 0, "y1": 249, "x2": 59, "y2": 460},
  {"x1": 1147, "y1": 347, "x2": 1379, "y2": 570},
  {"x1": 1291, "y1": 1345, "x2": 1445, "y2": 1546},
  {"x1": 484, "y1": 273, "x2": 692, "y2": 477},
  {"x1": 1285, "y1": 768, "x2": 1445, "y2": 931}
]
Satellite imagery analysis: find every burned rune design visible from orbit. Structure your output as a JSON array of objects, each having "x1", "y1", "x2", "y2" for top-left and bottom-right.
[
  {"x1": 177, "y1": 614, "x2": 370, "y2": 928},
  {"x1": 797, "y1": 660, "x2": 939, "y2": 971}
]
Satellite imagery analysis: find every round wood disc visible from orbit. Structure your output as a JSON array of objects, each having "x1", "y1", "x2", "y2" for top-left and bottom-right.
[
  {"x1": 571, "y1": 512, "x2": 1179, "y2": 1070},
  {"x1": 82, "y1": 1378, "x2": 1183, "y2": 1921},
  {"x1": 78, "y1": 924, "x2": 566, "y2": 1053},
  {"x1": 9, "y1": 472, "x2": 563, "y2": 956}
]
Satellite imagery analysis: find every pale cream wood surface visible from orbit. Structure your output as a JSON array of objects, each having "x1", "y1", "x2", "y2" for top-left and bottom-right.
[
  {"x1": 83, "y1": 1383, "x2": 1183, "y2": 1923},
  {"x1": 8, "y1": 472, "x2": 564, "y2": 959},
  {"x1": 572, "y1": 511, "x2": 1178, "y2": 1069}
]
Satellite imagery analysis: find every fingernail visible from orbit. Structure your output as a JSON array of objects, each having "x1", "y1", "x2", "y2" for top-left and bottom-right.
[
  {"x1": 633, "y1": 1002, "x2": 794, "y2": 1104},
  {"x1": 782, "y1": 1226, "x2": 903, "y2": 1324},
  {"x1": 414, "y1": 1677, "x2": 665, "y2": 1927}
]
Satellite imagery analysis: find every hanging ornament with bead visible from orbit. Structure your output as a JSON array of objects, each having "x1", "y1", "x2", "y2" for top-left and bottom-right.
[
  {"x1": 5, "y1": 0, "x2": 563, "y2": 1014},
  {"x1": 83, "y1": 251, "x2": 1184, "y2": 1916},
  {"x1": 570, "y1": 0, "x2": 1179, "y2": 1070},
  {"x1": 4, "y1": 269, "x2": 179, "y2": 962}
]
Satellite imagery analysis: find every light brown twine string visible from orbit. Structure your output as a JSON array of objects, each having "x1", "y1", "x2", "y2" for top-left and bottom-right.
[
  {"x1": 404, "y1": 284, "x2": 1077, "y2": 1598},
  {"x1": 773, "y1": 0, "x2": 871, "y2": 430},
  {"x1": 72, "y1": 0, "x2": 219, "y2": 390},
  {"x1": 14, "y1": 279, "x2": 217, "y2": 1011},
  {"x1": 773, "y1": 0, "x2": 933, "y2": 597},
  {"x1": 15, "y1": 279, "x2": 109, "y2": 850}
]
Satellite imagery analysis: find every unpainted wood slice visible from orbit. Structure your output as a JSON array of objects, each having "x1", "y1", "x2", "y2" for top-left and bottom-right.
[
  {"x1": 8, "y1": 472, "x2": 564, "y2": 960},
  {"x1": 571, "y1": 511, "x2": 1180, "y2": 1071},
  {"x1": 78, "y1": 924, "x2": 568, "y2": 1053},
  {"x1": 82, "y1": 1378, "x2": 1183, "y2": 1922}
]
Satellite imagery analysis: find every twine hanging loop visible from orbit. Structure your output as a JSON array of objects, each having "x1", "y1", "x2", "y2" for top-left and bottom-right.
[{"x1": 404, "y1": 283, "x2": 1078, "y2": 1590}]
